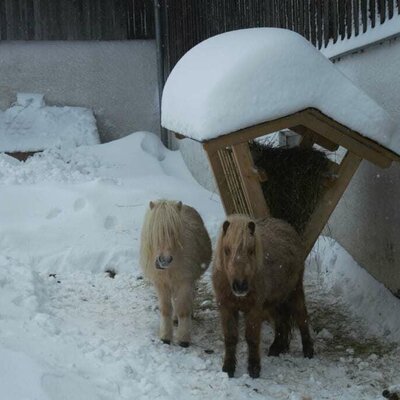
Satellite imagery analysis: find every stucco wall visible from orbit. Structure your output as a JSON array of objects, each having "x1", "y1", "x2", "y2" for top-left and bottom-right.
[
  {"x1": 178, "y1": 37, "x2": 400, "y2": 296},
  {"x1": 327, "y1": 38, "x2": 400, "y2": 296},
  {"x1": 0, "y1": 40, "x2": 159, "y2": 142}
]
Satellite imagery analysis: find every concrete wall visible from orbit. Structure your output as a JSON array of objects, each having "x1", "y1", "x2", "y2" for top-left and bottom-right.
[
  {"x1": 0, "y1": 40, "x2": 160, "y2": 142},
  {"x1": 178, "y1": 37, "x2": 400, "y2": 296},
  {"x1": 327, "y1": 38, "x2": 400, "y2": 296}
]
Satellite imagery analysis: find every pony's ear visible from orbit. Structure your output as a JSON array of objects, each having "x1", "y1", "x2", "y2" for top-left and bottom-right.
[
  {"x1": 149, "y1": 201, "x2": 155, "y2": 210},
  {"x1": 248, "y1": 221, "x2": 256, "y2": 235},
  {"x1": 176, "y1": 201, "x2": 183, "y2": 211},
  {"x1": 222, "y1": 220, "x2": 230, "y2": 235}
]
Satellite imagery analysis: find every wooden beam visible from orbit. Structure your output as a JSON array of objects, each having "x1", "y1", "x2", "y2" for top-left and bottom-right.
[
  {"x1": 174, "y1": 133, "x2": 186, "y2": 140},
  {"x1": 231, "y1": 142, "x2": 271, "y2": 219},
  {"x1": 202, "y1": 111, "x2": 306, "y2": 154},
  {"x1": 303, "y1": 109, "x2": 398, "y2": 167},
  {"x1": 291, "y1": 125, "x2": 339, "y2": 151},
  {"x1": 179, "y1": 108, "x2": 399, "y2": 167},
  {"x1": 203, "y1": 145, "x2": 236, "y2": 215},
  {"x1": 302, "y1": 151, "x2": 362, "y2": 256}
]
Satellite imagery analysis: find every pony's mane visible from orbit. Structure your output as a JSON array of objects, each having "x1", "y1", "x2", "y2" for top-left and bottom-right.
[
  {"x1": 216, "y1": 214, "x2": 263, "y2": 268},
  {"x1": 141, "y1": 200, "x2": 183, "y2": 263}
]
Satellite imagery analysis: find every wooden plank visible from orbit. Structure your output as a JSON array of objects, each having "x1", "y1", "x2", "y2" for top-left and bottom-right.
[
  {"x1": 219, "y1": 147, "x2": 250, "y2": 215},
  {"x1": 338, "y1": 0, "x2": 346, "y2": 39},
  {"x1": 291, "y1": 125, "x2": 340, "y2": 151},
  {"x1": 323, "y1": 0, "x2": 330, "y2": 47},
  {"x1": 298, "y1": 0, "x2": 305, "y2": 36},
  {"x1": 346, "y1": 0, "x2": 352, "y2": 39},
  {"x1": 179, "y1": 107, "x2": 398, "y2": 168},
  {"x1": 202, "y1": 111, "x2": 306, "y2": 154},
  {"x1": 304, "y1": 109, "x2": 396, "y2": 167},
  {"x1": 370, "y1": 0, "x2": 376, "y2": 28},
  {"x1": 302, "y1": 151, "x2": 362, "y2": 256},
  {"x1": 388, "y1": 0, "x2": 394, "y2": 19},
  {"x1": 379, "y1": 0, "x2": 386, "y2": 24},
  {"x1": 361, "y1": 0, "x2": 368, "y2": 32},
  {"x1": 231, "y1": 142, "x2": 271, "y2": 218},
  {"x1": 203, "y1": 145, "x2": 236, "y2": 215},
  {"x1": 303, "y1": 0, "x2": 310, "y2": 40},
  {"x1": 331, "y1": 0, "x2": 338, "y2": 43},
  {"x1": 316, "y1": 0, "x2": 323, "y2": 48},
  {"x1": 353, "y1": 0, "x2": 360, "y2": 36},
  {"x1": 310, "y1": 0, "x2": 317, "y2": 46}
]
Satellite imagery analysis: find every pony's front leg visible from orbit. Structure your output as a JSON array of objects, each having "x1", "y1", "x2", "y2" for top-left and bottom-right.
[
  {"x1": 220, "y1": 306, "x2": 239, "y2": 378},
  {"x1": 173, "y1": 283, "x2": 193, "y2": 347},
  {"x1": 155, "y1": 283, "x2": 173, "y2": 344},
  {"x1": 245, "y1": 309, "x2": 262, "y2": 378}
]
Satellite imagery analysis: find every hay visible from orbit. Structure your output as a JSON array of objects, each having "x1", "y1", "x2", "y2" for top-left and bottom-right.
[{"x1": 250, "y1": 141, "x2": 330, "y2": 234}]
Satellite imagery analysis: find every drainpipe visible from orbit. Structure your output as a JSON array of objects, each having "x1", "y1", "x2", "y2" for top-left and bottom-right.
[{"x1": 154, "y1": 0, "x2": 169, "y2": 148}]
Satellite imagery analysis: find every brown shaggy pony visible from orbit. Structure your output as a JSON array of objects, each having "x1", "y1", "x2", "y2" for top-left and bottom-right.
[
  {"x1": 213, "y1": 214, "x2": 314, "y2": 378},
  {"x1": 140, "y1": 200, "x2": 212, "y2": 347}
]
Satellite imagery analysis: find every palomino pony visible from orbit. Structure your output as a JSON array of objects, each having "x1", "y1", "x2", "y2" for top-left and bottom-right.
[
  {"x1": 140, "y1": 199, "x2": 211, "y2": 347},
  {"x1": 213, "y1": 214, "x2": 314, "y2": 378}
]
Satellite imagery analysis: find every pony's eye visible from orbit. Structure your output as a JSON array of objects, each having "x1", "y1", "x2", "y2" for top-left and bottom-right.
[{"x1": 224, "y1": 247, "x2": 231, "y2": 256}]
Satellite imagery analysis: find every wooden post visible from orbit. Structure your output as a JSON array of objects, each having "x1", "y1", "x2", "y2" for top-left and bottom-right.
[{"x1": 302, "y1": 151, "x2": 362, "y2": 256}]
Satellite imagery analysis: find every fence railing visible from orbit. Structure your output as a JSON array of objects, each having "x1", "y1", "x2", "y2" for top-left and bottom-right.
[
  {"x1": 0, "y1": 0, "x2": 154, "y2": 40},
  {"x1": 159, "y1": 0, "x2": 400, "y2": 81}
]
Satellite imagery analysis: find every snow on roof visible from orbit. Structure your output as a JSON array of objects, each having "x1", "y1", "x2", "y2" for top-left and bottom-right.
[
  {"x1": 161, "y1": 28, "x2": 400, "y2": 155},
  {"x1": 0, "y1": 93, "x2": 100, "y2": 152}
]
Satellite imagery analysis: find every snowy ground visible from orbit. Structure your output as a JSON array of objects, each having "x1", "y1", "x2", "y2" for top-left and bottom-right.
[{"x1": 0, "y1": 132, "x2": 399, "y2": 400}]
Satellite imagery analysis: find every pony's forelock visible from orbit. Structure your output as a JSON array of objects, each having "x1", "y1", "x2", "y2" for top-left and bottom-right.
[
  {"x1": 217, "y1": 215, "x2": 263, "y2": 268},
  {"x1": 141, "y1": 200, "x2": 183, "y2": 262}
]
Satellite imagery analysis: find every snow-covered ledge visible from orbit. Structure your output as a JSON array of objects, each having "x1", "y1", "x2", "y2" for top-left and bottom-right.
[{"x1": 321, "y1": 14, "x2": 400, "y2": 60}]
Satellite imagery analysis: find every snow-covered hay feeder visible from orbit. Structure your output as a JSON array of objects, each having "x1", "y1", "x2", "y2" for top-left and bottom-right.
[{"x1": 161, "y1": 28, "x2": 400, "y2": 256}]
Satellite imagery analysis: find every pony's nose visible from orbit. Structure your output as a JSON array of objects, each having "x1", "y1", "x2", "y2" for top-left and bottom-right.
[
  {"x1": 232, "y1": 279, "x2": 249, "y2": 295},
  {"x1": 156, "y1": 255, "x2": 173, "y2": 269}
]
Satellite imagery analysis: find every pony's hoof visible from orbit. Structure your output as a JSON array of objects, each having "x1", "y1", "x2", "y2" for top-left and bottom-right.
[
  {"x1": 161, "y1": 339, "x2": 171, "y2": 345},
  {"x1": 248, "y1": 363, "x2": 261, "y2": 379},
  {"x1": 179, "y1": 341, "x2": 190, "y2": 348},
  {"x1": 303, "y1": 345, "x2": 314, "y2": 359},
  {"x1": 222, "y1": 363, "x2": 235, "y2": 378},
  {"x1": 268, "y1": 343, "x2": 288, "y2": 357}
]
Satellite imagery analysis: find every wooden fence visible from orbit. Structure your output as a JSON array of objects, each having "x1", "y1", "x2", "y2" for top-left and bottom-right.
[
  {"x1": 0, "y1": 0, "x2": 154, "y2": 40},
  {"x1": 159, "y1": 0, "x2": 400, "y2": 80}
]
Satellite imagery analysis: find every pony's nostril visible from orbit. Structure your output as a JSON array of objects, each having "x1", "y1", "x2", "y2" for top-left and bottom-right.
[
  {"x1": 165, "y1": 255, "x2": 173, "y2": 264},
  {"x1": 157, "y1": 255, "x2": 173, "y2": 268},
  {"x1": 232, "y1": 279, "x2": 248, "y2": 294}
]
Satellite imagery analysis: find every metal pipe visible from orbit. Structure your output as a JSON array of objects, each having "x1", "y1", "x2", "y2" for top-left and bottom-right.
[{"x1": 154, "y1": 0, "x2": 169, "y2": 147}]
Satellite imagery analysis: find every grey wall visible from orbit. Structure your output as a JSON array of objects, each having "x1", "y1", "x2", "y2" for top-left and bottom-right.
[
  {"x1": 0, "y1": 40, "x2": 160, "y2": 142},
  {"x1": 327, "y1": 38, "x2": 400, "y2": 296},
  {"x1": 178, "y1": 38, "x2": 400, "y2": 296}
]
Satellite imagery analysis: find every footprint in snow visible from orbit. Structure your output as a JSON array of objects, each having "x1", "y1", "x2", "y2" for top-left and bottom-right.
[
  {"x1": 73, "y1": 198, "x2": 86, "y2": 211},
  {"x1": 46, "y1": 208, "x2": 62, "y2": 219},
  {"x1": 104, "y1": 215, "x2": 117, "y2": 230}
]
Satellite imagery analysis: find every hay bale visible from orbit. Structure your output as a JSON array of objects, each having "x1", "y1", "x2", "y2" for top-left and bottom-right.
[{"x1": 250, "y1": 141, "x2": 330, "y2": 233}]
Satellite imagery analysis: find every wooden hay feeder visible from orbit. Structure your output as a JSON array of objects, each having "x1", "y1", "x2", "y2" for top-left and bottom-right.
[
  {"x1": 161, "y1": 28, "x2": 400, "y2": 258},
  {"x1": 178, "y1": 109, "x2": 400, "y2": 256}
]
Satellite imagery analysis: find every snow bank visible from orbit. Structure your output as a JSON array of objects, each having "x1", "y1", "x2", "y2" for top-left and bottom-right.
[
  {"x1": 0, "y1": 132, "x2": 222, "y2": 274},
  {"x1": 308, "y1": 237, "x2": 400, "y2": 342},
  {"x1": 1, "y1": 132, "x2": 400, "y2": 399},
  {"x1": 0, "y1": 93, "x2": 100, "y2": 152},
  {"x1": 162, "y1": 28, "x2": 400, "y2": 155}
]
